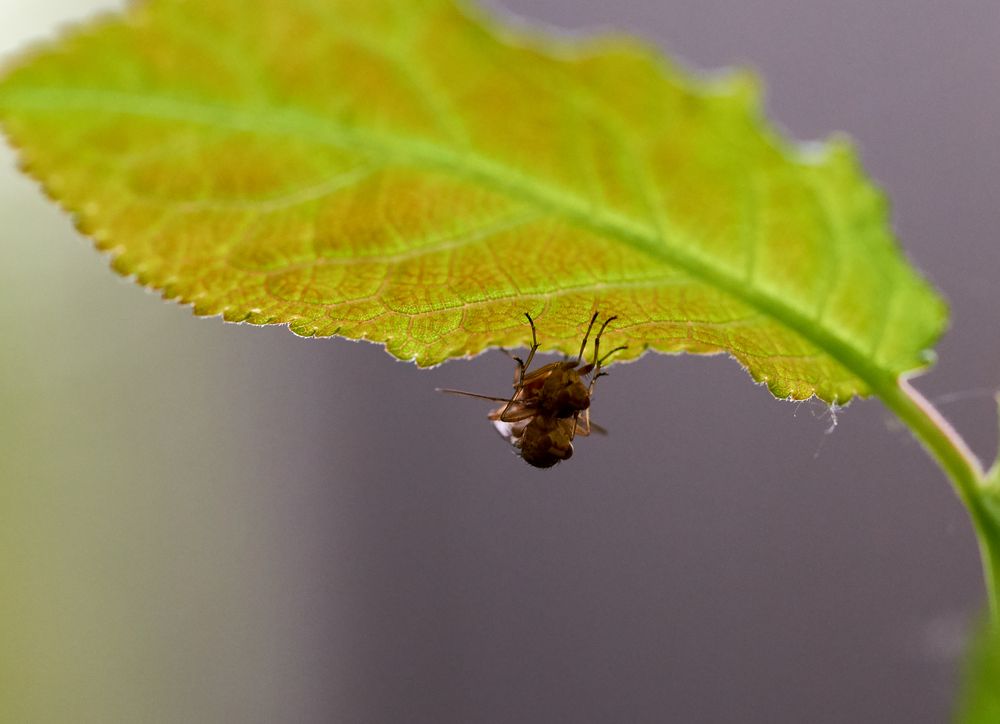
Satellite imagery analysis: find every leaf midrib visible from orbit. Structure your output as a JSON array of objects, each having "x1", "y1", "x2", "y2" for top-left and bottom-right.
[{"x1": 0, "y1": 85, "x2": 898, "y2": 396}]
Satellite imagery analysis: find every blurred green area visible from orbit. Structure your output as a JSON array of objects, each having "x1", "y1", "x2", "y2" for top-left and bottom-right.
[
  {"x1": 0, "y1": 138, "x2": 305, "y2": 721},
  {"x1": 956, "y1": 622, "x2": 1000, "y2": 724},
  {"x1": 0, "y1": 15, "x2": 295, "y2": 723}
]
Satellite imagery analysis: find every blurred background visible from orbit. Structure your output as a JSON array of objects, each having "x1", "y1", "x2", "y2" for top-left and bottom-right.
[{"x1": 1, "y1": 0, "x2": 998, "y2": 722}]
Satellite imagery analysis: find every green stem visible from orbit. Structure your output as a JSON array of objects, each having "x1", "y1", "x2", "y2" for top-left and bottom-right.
[
  {"x1": 876, "y1": 376, "x2": 1000, "y2": 625},
  {"x1": 979, "y1": 527, "x2": 1000, "y2": 626}
]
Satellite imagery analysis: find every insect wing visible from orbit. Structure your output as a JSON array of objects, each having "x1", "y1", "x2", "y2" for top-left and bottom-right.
[
  {"x1": 493, "y1": 416, "x2": 530, "y2": 444},
  {"x1": 492, "y1": 418, "x2": 516, "y2": 441},
  {"x1": 488, "y1": 399, "x2": 538, "y2": 423}
]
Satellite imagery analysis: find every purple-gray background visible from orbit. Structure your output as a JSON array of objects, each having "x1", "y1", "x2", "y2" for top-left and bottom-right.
[{"x1": 2, "y1": 1, "x2": 998, "y2": 722}]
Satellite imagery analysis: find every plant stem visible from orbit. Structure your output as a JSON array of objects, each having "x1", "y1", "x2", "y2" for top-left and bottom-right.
[
  {"x1": 978, "y1": 524, "x2": 1000, "y2": 626},
  {"x1": 875, "y1": 376, "x2": 1000, "y2": 625}
]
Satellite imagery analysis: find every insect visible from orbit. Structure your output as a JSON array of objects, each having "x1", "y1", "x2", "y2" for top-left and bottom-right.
[{"x1": 439, "y1": 312, "x2": 626, "y2": 468}]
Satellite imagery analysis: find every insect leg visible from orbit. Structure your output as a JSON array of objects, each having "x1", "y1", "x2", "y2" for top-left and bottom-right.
[
  {"x1": 521, "y1": 312, "x2": 540, "y2": 372},
  {"x1": 598, "y1": 345, "x2": 627, "y2": 368},
  {"x1": 497, "y1": 314, "x2": 541, "y2": 420},
  {"x1": 498, "y1": 347, "x2": 530, "y2": 387},
  {"x1": 497, "y1": 377, "x2": 526, "y2": 421},
  {"x1": 576, "y1": 312, "x2": 600, "y2": 364},
  {"x1": 572, "y1": 409, "x2": 606, "y2": 438},
  {"x1": 589, "y1": 314, "x2": 618, "y2": 367},
  {"x1": 588, "y1": 345, "x2": 628, "y2": 395},
  {"x1": 576, "y1": 312, "x2": 607, "y2": 364},
  {"x1": 496, "y1": 402, "x2": 538, "y2": 423}
]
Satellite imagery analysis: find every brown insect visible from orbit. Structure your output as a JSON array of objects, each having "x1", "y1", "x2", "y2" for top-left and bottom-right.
[{"x1": 439, "y1": 312, "x2": 626, "y2": 468}]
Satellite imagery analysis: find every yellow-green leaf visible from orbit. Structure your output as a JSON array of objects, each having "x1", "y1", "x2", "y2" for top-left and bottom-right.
[{"x1": 0, "y1": 0, "x2": 946, "y2": 402}]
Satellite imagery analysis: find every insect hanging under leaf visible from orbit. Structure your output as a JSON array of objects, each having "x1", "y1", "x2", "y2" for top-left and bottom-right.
[{"x1": 438, "y1": 312, "x2": 626, "y2": 468}]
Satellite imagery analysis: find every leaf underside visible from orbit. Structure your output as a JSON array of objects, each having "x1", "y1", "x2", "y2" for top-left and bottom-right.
[{"x1": 0, "y1": 0, "x2": 946, "y2": 401}]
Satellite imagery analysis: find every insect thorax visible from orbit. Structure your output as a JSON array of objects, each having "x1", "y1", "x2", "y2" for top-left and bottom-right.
[{"x1": 536, "y1": 366, "x2": 591, "y2": 417}]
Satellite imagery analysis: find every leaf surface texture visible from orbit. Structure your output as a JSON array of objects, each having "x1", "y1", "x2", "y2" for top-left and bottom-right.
[{"x1": 0, "y1": 0, "x2": 946, "y2": 400}]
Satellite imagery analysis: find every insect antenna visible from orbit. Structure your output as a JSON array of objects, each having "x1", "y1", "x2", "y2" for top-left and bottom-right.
[{"x1": 435, "y1": 388, "x2": 512, "y2": 403}]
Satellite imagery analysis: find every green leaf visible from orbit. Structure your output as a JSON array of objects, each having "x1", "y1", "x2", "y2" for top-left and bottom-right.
[
  {"x1": 956, "y1": 621, "x2": 1000, "y2": 724},
  {"x1": 0, "y1": 0, "x2": 946, "y2": 402}
]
